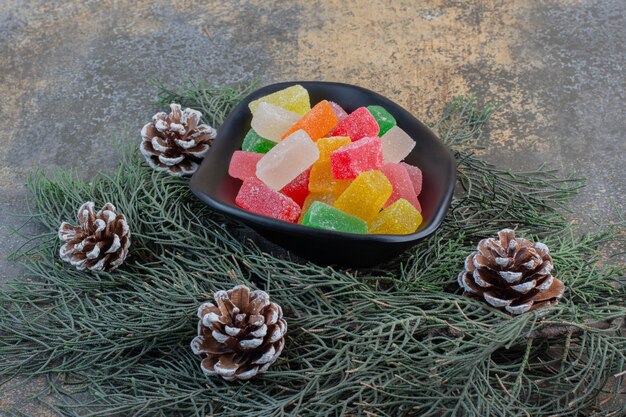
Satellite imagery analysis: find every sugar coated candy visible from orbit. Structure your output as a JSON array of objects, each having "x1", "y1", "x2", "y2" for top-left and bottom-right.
[
  {"x1": 251, "y1": 102, "x2": 301, "y2": 142},
  {"x1": 241, "y1": 129, "x2": 277, "y2": 154},
  {"x1": 330, "y1": 107, "x2": 380, "y2": 141},
  {"x1": 228, "y1": 151, "x2": 264, "y2": 181},
  {"x1": 235, "y1": 177, "x2": 301, "y2": 223},
  {"x1": 379, "y1": 163, "x2": 420, "y2": 210},
  {"x1": 302, "y1": 201, "x2": 368, "y2": 234},
  {"x1": 330, "y1": 136, "x2": 384, "y2": 180},
  {"x1": 328, "y1": 101, "x2": 348, "y2": 121},
  {"x1": 309, "y1": 160, "x2": 335, "y2": 192},
  {"x1": 332, "y1": 180, "x2": 351, "y2": 198},
  {"x1": 281, "y1": 100, "x2": 339, "y2": 141},
  {"x1": 309, "y1": 159, "x2": 352, "y2": 194},
  {"x1": 381, "y1": 125, "x2": 416, "y2": 164},
  {"x1": 248, "y1": 84, "x2": 311, "y2": 115},
  {"x1": 309, "y1": 136, "x2": 352, "y2": 193},
  {"x1": 235, "y1": 90, "x2": 429, "y2": 235},
  {"x1": 280, "y1": 167, "x2": 310, "y2": 207},
  {"x1": 256, "y1": 130, "x2": 319, "y2": 191},
  {"x1": 369, "y1": 198, "x2": 423, "y2": 235},
  {"x1": 400, "y1": 162, "x2": 422, "y2": 196},
  {"x1": 299, "y1": 192, "x2": 336, "y2": 223},
  {"x1": 367, "y1": 105, "x2": 396, "y2": 136},
  {"x1": 333, "y1": 170, "x2": 392, "y2": 222},
  {"x1": 317, "y1": 136, "x2": 351, "y2": 159}
]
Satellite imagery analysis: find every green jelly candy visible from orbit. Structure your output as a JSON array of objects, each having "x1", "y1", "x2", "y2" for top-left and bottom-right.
[
  {"x1": 242, "y1": 129, "x2": 277, "y2": 153},
  {"x1": 302, "y1": 201, "x2": 368, "y2": 234},
  {"x1": 367, "y1": 105, "x2": 396, "y2": 136}
]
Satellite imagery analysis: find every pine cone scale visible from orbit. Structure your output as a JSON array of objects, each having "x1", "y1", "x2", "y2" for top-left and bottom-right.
[{"x1": 530, "y1": 278, "x2": 564, "y2": 302}]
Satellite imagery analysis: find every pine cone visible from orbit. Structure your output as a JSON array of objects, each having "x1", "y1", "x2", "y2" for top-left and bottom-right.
[
  {"x1": 458, "y1": 229, "x2": 564, "y2": 315},
  {"x1": 58, "y1": 202, "x2": 130, "y2": 272},
  {"x1": 140, "y1": 103, "x2": 216, "y2": 176},
  {"x1": 191, "y1": 285, "x2": 287, "y2": 381}
]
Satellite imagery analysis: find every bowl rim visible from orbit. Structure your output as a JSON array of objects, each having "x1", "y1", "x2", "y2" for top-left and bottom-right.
[{"x1": 190, "y1": 80, "x2": 456, "y2": 244}]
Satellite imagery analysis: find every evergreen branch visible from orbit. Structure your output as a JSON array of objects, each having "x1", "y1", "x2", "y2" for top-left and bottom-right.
[{"x1": 0, "y1": 85, "x2": 624, "y2": 416}]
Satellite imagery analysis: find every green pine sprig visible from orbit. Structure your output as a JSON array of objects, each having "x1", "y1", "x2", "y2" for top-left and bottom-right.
[{"x1": 0, "y1": 82, "x2": 624, "y2": 417}]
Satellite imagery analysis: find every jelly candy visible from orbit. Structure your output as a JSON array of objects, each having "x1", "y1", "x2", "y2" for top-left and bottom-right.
[
  {"x1": 309, "y1": 160, "x2": 336, "y2": 192},
  {"x1": 330, "y1": 136, "x2": 383, "y2": 180},
  {"x1": 379, "y1": 163, "x2": 420, "y2": 210},
  {"x1": 317, "y1": 136, "x2": 351, "y2": 159},
  {"x1": 309, "y1": 159, "x2": 352, "y2": 194},
  {"x1": 302, "y1": 201, "x2": 368, "y2": 234},
  {"x1": 328, "y1": 101, "x2": 348, "y2": 121},
  {"x1": 248, "y1": 84, "x2": 310, "y2": 115},
  {"x1": 256, "y1": 130, "x2": 319, "y2": 190},
  {"x1": 228, "y1": 151, "x2": 264, "y2": 181},
  {"x1": 309, "y1": 136, "x2": 352, "y2": 193},
  {"x1": 333, "y1": 170, "x2": 392, "y2": 222},
  {"x1": 400, "y1": 162, "x2": 422, "y2": 196},
  {"x1": 280, "y1": 168, "x2": 310, "y2": 207},
  {"x1": 330, "y1": 107, "x2": 379, "y2": 140},
  {"x1": 281, "y1": 100, "x2": 338, "y2": 141},
  {"x1": 235, "y1": 177, "x2": 301, "y2": 223},
  {"x1": 367, "y1": 105, "x2": 396, "y2": 136},
  {"x1": 241, "y1": 129, "x2": 277, "y2": 154},
  {"x1": 236, "y1": 91, "x2": 428, "y2": 235},
  {"x1": 298, "y1": 192, "x2": 336, "y2": 223},
  {"x1": 369, "y1": 198, "x2": 422, "y2": 234},
  {"x1": 251, "y1": 102, "x2": 301, "y2": 142},
  {"x1": 332, "y1": 179, "x2": 351, "y2": 198},
  {"x1": 381, "y1": 126, "x2": 415, "y2": 164}
]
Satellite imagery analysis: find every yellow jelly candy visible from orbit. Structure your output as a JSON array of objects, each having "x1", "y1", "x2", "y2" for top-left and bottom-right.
[
  {"x1": 249, "y1": 85, "x2": 311, "y2": 115},
  {"x1": 333, "y1": 170, "x2": 392, "y2": 222},
  {"x1": 298, "y1": 192, "x2": 336, "y2": 223},
  {"x1": 316, "y1": 136, "x2": 351, "y2": 159},
  {"x1": 369, "y1": 198, "x2": 423, "y2": 234}
]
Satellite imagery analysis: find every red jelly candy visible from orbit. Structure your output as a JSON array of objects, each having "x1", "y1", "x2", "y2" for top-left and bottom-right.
[
  {"x1": 228, "y1": 151, "x2": 264, "y2": 181},
  {"x1": 379, "y1": 163, "x2": 420, "y2": 211},
  {"x1": 280, "y1": 167, "x2": 311, "y2": 207},
  {"x1": 235, "y1": 177, "x2": 301, "y2": 222},
  {"x1": 329, "y1": 136, "x2": 383, "y2": 180},
  {"x1": 330, "y1": 107, "x2": 380, "y2": 141},
  {"x1": 400, "y1": 162, "x2": 423, "y2": 196}
]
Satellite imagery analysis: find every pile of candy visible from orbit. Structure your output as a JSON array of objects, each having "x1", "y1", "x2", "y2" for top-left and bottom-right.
[{"x1": 229, "y1": 85, "x2": 423, "y2": 235}]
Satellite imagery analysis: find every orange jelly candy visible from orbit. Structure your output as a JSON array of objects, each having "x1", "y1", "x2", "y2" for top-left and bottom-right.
[
  {"x1": 309, "y1": 160, "x2": 351, "y2": 194},
  {"x1": 281, "y1": 100, "x2": 339, "y2": 141},
  {"x1": 309, "y1": 136, "x2": 352, "y2": 194}
]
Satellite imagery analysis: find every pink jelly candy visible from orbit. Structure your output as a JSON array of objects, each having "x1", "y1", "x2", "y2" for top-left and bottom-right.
[
  {"x1": 235, "y1": 177, "x2": 301, "y2": 222},
  {"x1": 330, "y1": 136, "x2": 383, "y2": 180},
  {"x1": 380, "y1": 163, "x2": 420, "y2": 211},
  {"x1": 228, "y1": 151, "x2": 264, "y2": 181},
  {"x1": 400, "y1": 162, "x2": 423, "y2": 196},
  {"x1": 328, "y1": 101, "x2": 348, "y2": 121},
  {"x1": 280, "y1": 167, "x2": 311, "y2": 207},
  {"x1": 330, "y1": 107, "x2": 380, "y2": 141}
]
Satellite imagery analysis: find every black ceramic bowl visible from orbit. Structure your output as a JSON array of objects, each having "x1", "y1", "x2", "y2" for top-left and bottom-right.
[{"x1": 190, "y1": 81, "x2": 456, "y2": 266}]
